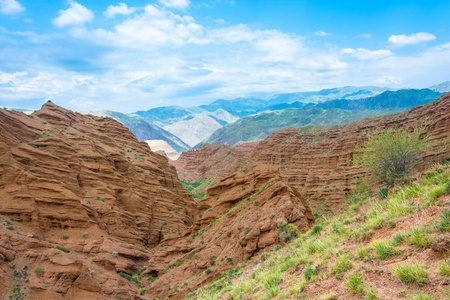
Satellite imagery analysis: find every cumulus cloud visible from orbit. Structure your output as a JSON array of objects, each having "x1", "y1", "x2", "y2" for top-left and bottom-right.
[
  {"x1": 388, "y1": 32, "x2": 436, "y2": 47},
  {"x1": 315, "y1": 30, "x2": 331, "y2": 36},
  {"x1": 72, "y1": 5, "x2": 204, "y2": 48},
  {"x1": 341, "y1": 48, "x2": 393, "y2": 60},
  {"x1": 0, "y1": 0, "x2": 24, "y2": 15},
  {"x1": 104, "y1": 3, "x2": 135, "y2": 18},
  {"x1": 53, "y1": 1, "x2": 94, "y2": 28},
  {"x1": 159, "y1": 0, "x2": 190, "y2": 9}
]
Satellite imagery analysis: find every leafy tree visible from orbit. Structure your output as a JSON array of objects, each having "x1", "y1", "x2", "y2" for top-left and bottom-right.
[{"x1": 355, "y1": 125, "x2": 438, "y2": 187}]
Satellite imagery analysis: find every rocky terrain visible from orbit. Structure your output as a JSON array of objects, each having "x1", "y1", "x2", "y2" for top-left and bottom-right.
[
  {"x1": 0, "y1": 102, "x2": 196, "y2": 299},
  {"x1": 177, "y1": 92, "x2": 450, "y2": 217},
  {"x1": 0, "y1": 102, "x2": 313, "y2": 299}
]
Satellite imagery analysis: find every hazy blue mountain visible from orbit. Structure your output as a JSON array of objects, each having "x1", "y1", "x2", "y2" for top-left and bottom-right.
[
  {"x1": 316, "y1": 89, "x2": 443, "y2": 110},
  {"x1": 83, "y1": 110, "x2": 190, "y2": 153},
  {"x1": 430, "y1": 81, "x2": 450, "y2": 93}
]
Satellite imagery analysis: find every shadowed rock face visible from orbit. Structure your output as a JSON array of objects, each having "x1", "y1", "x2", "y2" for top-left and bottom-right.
[
  {"x1": 143, "y1": 165, "x2": 314, "y2": 299},
  {"x1": 175, "y1": 93, "x2": 450, "y2": 216},
  {"x1": 0, "y1": 102, "x2": 196, "y2": 299}
]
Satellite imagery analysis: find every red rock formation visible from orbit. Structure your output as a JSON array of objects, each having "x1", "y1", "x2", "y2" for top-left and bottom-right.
[
  {"x1": 0, "y1": 102, "x2": 196, "y2": 299},
  {"x1": 175, "y1": 93, "x2": 450, "y2": 216},
  {"x1": 142, "y1": 165, "x2": 314, "y2": 299},
  {"x1": 173, "y1": 143, "x2": 252, "y2": 195}
]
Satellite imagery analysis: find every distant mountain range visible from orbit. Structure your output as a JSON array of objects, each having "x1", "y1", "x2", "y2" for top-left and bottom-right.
[
  {"x1": 5, "y1": 82, "x2": 449, "y2": 158},
  {"x1": 82, "y1": 110, "x2": 190, "y2": 154},
  {"x1": 195, "y1": 88, "x2": 444, "y2": 147}
]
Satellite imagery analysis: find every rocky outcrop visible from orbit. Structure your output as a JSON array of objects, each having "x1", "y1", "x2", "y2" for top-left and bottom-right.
[
  {"x1": 173, "y1": 143, "x2": 253, "y2": 195},
  {"x1": 0, "y1": 102, "x2": 196, "y2": 299},
  {"x1": 143, "y1": 165, "x2": 314, "y2": 299},
  {"x1": 175, "y1": 93, "x2": 450, "y2": 216}
]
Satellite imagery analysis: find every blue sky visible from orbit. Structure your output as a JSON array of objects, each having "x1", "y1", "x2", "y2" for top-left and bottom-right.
[{"x1": 0, "y1": 0, "x2": 449, "y2": 112}]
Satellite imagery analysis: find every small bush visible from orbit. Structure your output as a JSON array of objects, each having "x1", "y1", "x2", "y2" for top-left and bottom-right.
[
  {"x1": 119, "y1": 272, "x2": 140, "y2": 284},
  {"x1": 139, "y1": 287, "x2": 146, "y2": 295},
  {"x1": 409, "y1": 227, "x2": 430, "y2": 248},
  {"x1": 274, "y1": 245, "x2": 281, "y2": 251},
  {"x1": 303, "y1": 266, "x2": 317, "y2": 282},
  {"x1": 439, "y1": 209, "x2": 450, "y2": 231},
  {"x1": 81, "y1": 233, "x2": 88, "y2": 238},
  {"x1": 391, "y1": 232, "x2": 408, "y2": 246},
  {"x1": 61, "y1": 234, "x2": 69, "y2": 240},
  {"x1": 308, "y1": 224, "x2": 323, "y2": 236},
  {"x1": 393, "y1": 262, "x2": 429, "y2": 286},
  {"x1": 329, "y1": 254, "x2": 352, "y2": 277},
  {"x1": 372, "y1": 241, "x2": 398, "y2": 260},
  {"x1": 243, "y1": 227, "x2": 251, "y2": 234},
  {"x1": 439, "y1": 260, "x2": 450, "y2": 277},
  {"x1": 346, "y1": 272, "x2": 364, "y2": 294},
  {"x1": 354, "y1": 125, "x2": 437, "y2": 187},
  {"x1": 270, "y1": 214, "x2": 275, "y2": 219},
  {"x1": 355, "y1": 247, "x2": 370, "y2": 261},
  {"x1": 6, "y1": 225, "x2": 14, "y2": 230},
  {"x1": 261, "y1": 253, "x2": 268, "y2": 261},
  {"x1": 205, "y1": 269, "x2": 212, "y2": 275},
  {"x1": 55, "y1": 245, "x2": 69, "y2": 253},
  {"x1": 112, "y1": 251, "x2": 119, "y2": 257},
  {"x1": 378, "y1": 187, "x2": 388, "y2": 198},
  {"x1": 364, "y1": 287, "x2": 377, "y2": 300},
  {"x1": 35, "y1": 267, "x2": 44, "y2": 277},
  {"x1": 276, "y1": 219, "x2": 298, "y2": 243}
]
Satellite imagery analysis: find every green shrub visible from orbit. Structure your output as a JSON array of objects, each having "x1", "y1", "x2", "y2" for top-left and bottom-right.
[
  {"x1": 393, "y1": 262, "x2": 429, "y2": 286},
  {"x1": 274, "y1": 245, "x2": 281, "y2": 251},
  {"x1": 112, "y1": 251, "x2": 119, "y2": 257},
  {"x1": 205, "y1": 269, "x2": 212, "y2": 275},
  {"x1": 346, "y1": 272, "x2": 364, "y2": 294},
  {"x1": 81, "y1": 233, "x2": 88, "y2": 238},
  {"x1": 303, "y1": 266, "x2": 317, "y2": 282},
  {"x1": 61, "y1": 234, "x2": 69, "y2": 240},
  {"x1": 35, "y1": 267, "x2": 44, "y2": 277},
  {"x1": 329, "y1": 254, "x2": 352, "y2": 277},
  {"x1": 139, "y1": 287, "x2": 146, "y2": 295},
  {"x1": 308, "y1": 224, "x2": 323, "y2": 236},
  {"x1": 118, "y1": 272, "x2": 140, "y2": 284},
  {"x1": 276, "y1": 219, "x2": 298, "y2": 242},
  {"x1": 378, "y1": 187, "x2": 388, "y2": 198},
  {"x1": 372, "y1": 241, "x2": 398, "y2": 260},
  {"x1": 354, "y1": 125, "x2": 436, "y2": 187},
  {"x1": 261, "y1": 253, "x2": 268, "y2": 261},
  {"x1": 355, "y1": 247, "x2": 370, "y2": 260},
  {"x1": 439, "y1": 209, "x2": 450, "y2": 231},
  {"x1": 364, "y1": 287, "x2": 377, "y2": 300},
  {"x1": 391, "y1": 232, "x2": 408, "y2": 246},
  {"x1": 439, "y1": 260, "x2": 450, "y2": 277},
  {"x1": 55, "y1": 245, "x2": 69, "y2": 253},
  {"x1": 409, "y1": 227, "x2": 430, "y2": 248},
  {"x1": 243, "y1": 227, "x2": 251, "y2": 234},
  {"x1": 6, "y1": 225, "x2": 14, "y2": 230}
]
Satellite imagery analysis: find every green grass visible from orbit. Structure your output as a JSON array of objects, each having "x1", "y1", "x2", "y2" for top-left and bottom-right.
[
  {"x1": 409, "y1": 227, "x2": 430, "y2": 248},
  {"x1": 372, "y1": 240, "x2": 399, "y2": 260},
  {"x1": 410, "y1": 293, "x2": 435, "y2": 300},
  {"x1": 439, "y1": 260, "x2": 450, "y2": 277},
  {"x1": 393, "y1": 262, "x2": 429, "y2": 286},
  {"x1": 346, "y1": 272, "x2": 364, "y2": 294},
  {"x1": 184, "y1": 165, "x2": 450, "y2": 300}
]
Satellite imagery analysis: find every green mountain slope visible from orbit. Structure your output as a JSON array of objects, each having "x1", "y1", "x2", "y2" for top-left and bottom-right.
[
  {"x1": 316, "y1": 89, "x2": 443, "y2": 110},
  {"x1": 197, "y1": 107, "x2": 408, "y2": 147}
]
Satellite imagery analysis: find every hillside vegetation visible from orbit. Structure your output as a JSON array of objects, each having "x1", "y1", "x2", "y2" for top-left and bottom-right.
[
  {"x1": 197, "y1": 107, "x2": 407, "y2": 147},
  {"x1": 188, "y1": 163, "x2": 450, "y2": 300}
]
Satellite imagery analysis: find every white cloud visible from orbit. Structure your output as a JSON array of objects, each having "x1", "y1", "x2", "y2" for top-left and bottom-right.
[
  {"x1": 159, "y1": 0, "x2": 190, "y2": 9},
  {"x1": 104, "y1": 3, "x2": 135, "y2": 18},
  {"x1": 355, "y1": 33, "x2": 371, "y2": 39},
  {"x1": 341, "y1": 48, "x2": 393, "y2": 60},
  {"x1": 376, "y1": 76, "x2": 403, "y2": 85},
  {"x1": 53, "y1": 1, "x2": 94, "y2": 28},
  {"x1": 0, "y1": 0, "x2": 24, "y2": 15},
  {"x1": 72, "y1": 5, "x2": 204, "y2": 48},
  {"x1": 388, "y1": 32, "x2": 436, "y2": 47},
  {"x1": 315, "y1": 30, "x2": 331, "y2": 36}
]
